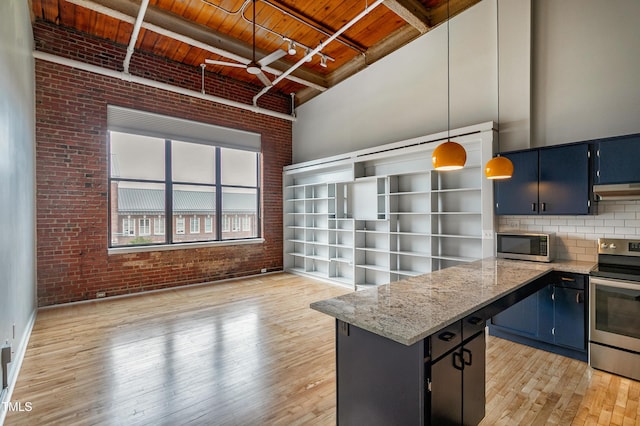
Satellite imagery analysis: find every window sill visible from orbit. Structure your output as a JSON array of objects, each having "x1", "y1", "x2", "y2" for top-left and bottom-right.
[{"x1": 108, "y1": 238, "x2": 265, "y2": 255}]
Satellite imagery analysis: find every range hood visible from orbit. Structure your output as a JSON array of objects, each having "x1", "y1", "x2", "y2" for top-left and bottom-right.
[{"x1": 594, "y1": 183, "x2": 640, "y2": 201}]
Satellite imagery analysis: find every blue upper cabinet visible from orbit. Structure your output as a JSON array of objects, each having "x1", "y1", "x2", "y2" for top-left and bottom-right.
[
  {"x1": 495, "y1": 144, "x2": 592, "y2": 215},
  {"x1": 595, "y1": 134, "x2": 640, "y2": 184},
  {"x1": 494, "y1": 150, "x2": 539, "y2": 215}
]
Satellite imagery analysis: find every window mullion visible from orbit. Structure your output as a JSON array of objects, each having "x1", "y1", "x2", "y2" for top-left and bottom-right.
[
  {"x1": 215, "y1": 147, "x2": 222, "y2": 241},
  {"x1": 165, "y1": 139, "x2": 173, "y2": 243}
]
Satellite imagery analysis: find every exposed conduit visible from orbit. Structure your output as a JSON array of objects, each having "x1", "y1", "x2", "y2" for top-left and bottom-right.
[
  {"x1": 122, "y1": 0, "x2": 149, "y2": 74},
  {"x1": 33, "y1": 51, "x2": 296, "y2": 122},
  {"x1": 253, "y1": 0, "x2": 384, "y2": 106},
  {"x1": 65, "y1": 0, "x2": 326, "y2": 92}
]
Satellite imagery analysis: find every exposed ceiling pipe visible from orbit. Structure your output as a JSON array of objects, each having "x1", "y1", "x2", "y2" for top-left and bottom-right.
[
  {"x1": 65, "y1": 0, "x2": 326, "y2": 92},
  {"x1": 33, "y1": 51, "x2": 296, "y2": 122},
  {"x1": 123, "y1": 0, "x2": 149, "y2": 74},
  {"x1": 253, "y1": 0, "x2": 385, "y2": 106}
]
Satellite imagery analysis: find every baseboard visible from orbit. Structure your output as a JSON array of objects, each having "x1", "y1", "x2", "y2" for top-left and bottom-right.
[{"x1": 0, "y1": 309, "x2": 37, "y2": 426}]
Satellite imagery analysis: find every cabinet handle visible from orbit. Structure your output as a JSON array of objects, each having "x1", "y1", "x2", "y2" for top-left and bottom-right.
[
  {"x1": 551, "y1": 290, "x2": 555, "y2": 301},
  {"x1": 453, "y1": 351, "x2": 464, "y2": 371},
  {"x1": 541, "y1": 202, "x2": 546, "y2": 212},
  {"x1": 576, "y1": 293, "x2": 582, "y2": 304},
  {"x1": 561, "y1": 277, "x2": 576, "y2": 282},
  {"x1": 438, "y1": 331, "x2": 456, "y2": 342},
  {"x1": 468, "y1": 316, "x2": 484, "y2": 325},
  {"x1": 462, "y1": 348, "x2": 473, "y2": 366},
  {"x1": 531, "y1": 203, "x2": 536, "y2": 212}
]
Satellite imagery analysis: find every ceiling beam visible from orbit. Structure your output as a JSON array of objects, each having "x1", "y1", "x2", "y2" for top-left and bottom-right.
[
  {"x1": 427, "y1": 0, "x2": 483, "y2": 26},
  {"x1": 69, "y1": 0, "x2": 328, "y2": 91},
  {"x1": 383, "y1": 0, "x2": 432, "y2": 34}
]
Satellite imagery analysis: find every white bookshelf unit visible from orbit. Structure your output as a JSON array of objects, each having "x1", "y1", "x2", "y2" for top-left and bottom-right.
[{"x1": 283, "y1": 122, "x2": 496, "y2": 290}]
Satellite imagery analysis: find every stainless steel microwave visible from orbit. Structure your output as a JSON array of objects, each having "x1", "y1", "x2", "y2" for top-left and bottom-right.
[{"x1": 496, "y1": 232, "x2": 555, "y2": 262}]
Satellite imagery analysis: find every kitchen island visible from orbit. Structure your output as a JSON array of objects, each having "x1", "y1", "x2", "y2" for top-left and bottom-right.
[{"x1": 310, "y1": 257, "x2": 594, "y2": 425}]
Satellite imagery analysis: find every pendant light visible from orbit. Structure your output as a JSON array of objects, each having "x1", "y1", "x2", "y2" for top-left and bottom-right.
[
  {"x1": 485, "y1": 0, "x2": 513, "y2": 180},
  {"x1": 432, "y1": 0, "x2": 467, "y2": 171}
]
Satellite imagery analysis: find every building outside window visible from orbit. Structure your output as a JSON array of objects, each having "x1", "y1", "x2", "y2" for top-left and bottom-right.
[
  {"x1": 122, "y1": 217, "x2": 135, "y2": 236},
  {"x1": 139, "y1": 217, "x2": 151, "y2": 236},
  {"x1": 242, "y1": 215, "x2": 251, "y2": 231},
  {"x1": 175, "y1": 217, "x2": 185, "y2": 235},
  {"x1": 204, "y1": 216, "x2": 212, "y2": 234},
  {"x1": 190, "y1": 216, "x2": 200, "y2": 234},
  {"x1": 154, "y1": 216, "x2": 165, "y2": 235}
]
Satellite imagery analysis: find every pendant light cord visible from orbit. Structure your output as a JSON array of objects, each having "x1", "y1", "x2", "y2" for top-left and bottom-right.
[
  {"x1": 496, "y1": 0, "x2": 500, "y2": 153},
  {"x1": 447, "y1": 0, "x2": 451, "y2": 142}
]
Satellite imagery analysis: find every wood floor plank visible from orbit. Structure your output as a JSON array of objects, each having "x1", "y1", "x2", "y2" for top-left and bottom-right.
[{"x1": 5, "y1": 273, "x2": 640, "y2": 425}]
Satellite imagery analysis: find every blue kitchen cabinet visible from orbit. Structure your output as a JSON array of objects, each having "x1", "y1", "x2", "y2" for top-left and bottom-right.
[
  {"x1": 595, "y1": 134, "x2": 640, "y2": 184},
  {"x1": 494, "y1": 150, "x2": 539, "y2": 215},
  {"x1": 488, "y1": 272, "x2": 587, "y2": 361},
  {"x1": 490, "y1": 291, "x2": 540, "y2": 337},
  {"x1": 495, "y1": 144, "x2": 592, "y2": 215}
]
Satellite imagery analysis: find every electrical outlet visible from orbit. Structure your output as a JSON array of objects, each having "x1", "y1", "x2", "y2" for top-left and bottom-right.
[
  {"x1": 260, "y1": 268, "x2": 267, "y2": 273},
  {"x1": 482, "y1": 230, "x2": 494, "y2": 239},
  {"x1": 96, "y1": 291, "x2": 106, "y2": 298},
  {"x1": 506, "y1": 220, "x2": 519, "y2": 229}
]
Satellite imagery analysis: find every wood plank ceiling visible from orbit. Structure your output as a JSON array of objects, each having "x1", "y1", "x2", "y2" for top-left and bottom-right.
[{"x1": 32, "y1": 0, "x2": 481, "y2": 106}]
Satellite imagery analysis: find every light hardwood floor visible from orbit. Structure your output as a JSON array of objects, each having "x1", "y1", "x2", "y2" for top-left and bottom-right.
[{"x1": 5, "y1": 273, "x2": 640, "y2": 425}]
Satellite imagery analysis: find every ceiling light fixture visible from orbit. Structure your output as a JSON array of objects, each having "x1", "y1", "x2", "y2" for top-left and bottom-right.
[
  {"x1": 286, "y1": 39, "x2": 297, "y2": 55},
  {"x1": 485, "y1": 0, "x2": 514, "y2": 180},
  {"x1": 432, "y1": 0, "x2": 466, "y2": 172},
  {"x1": 320, "y1": 55, "x2": 328, "y2": 68}
]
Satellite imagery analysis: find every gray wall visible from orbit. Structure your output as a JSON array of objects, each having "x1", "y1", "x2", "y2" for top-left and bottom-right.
[
  {"x1": 0, "y1": 0, "x2": 37, "y2": 412},
  {"x1": 292, "y1": 0, "x2": 640, "y2": 162}
]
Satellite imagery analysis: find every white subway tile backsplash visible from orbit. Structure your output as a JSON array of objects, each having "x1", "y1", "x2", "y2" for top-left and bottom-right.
[{"x1": 497, "y1": 200, "x2": 640, "y2": 262}]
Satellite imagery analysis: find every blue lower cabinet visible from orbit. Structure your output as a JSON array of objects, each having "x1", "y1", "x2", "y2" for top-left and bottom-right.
[{"x1": 488, "y1": 272, "x2": 587, "y2": 361}]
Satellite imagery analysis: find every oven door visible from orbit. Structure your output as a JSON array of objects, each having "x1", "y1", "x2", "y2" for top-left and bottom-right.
[{"x1": 590, "y1": 276, "x2": 640, "y2": 353}]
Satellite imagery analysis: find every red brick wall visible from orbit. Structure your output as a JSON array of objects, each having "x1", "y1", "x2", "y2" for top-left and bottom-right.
[{"x1": 34, "y1": 21, "x2": 292, "y2": 306}]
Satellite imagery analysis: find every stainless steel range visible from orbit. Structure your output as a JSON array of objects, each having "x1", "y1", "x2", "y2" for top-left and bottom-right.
[{"x1": 589, "y1": 238, "x2": 640, "y2": 381}]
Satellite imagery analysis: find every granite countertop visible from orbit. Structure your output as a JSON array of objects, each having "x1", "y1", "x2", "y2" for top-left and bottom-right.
[{"x1": 310, "y1": 257, "x2": 596, "y2": 346}]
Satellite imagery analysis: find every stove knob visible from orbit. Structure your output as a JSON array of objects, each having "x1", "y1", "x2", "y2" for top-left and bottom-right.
[
  {"x1": 600, "y1": 242, "x2": 608, "y2": 249},
  {"x1": 610, "y1": 243, "x2": 617, "y2": 249}
]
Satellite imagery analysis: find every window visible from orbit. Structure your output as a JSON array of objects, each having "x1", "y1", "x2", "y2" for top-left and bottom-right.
[
  {"x1": 154, "y1": 216, "x2": 165, "y2": 235},
  {"x1": 108, "y1": 118, "x2": 261, "y2": 248},
  {"x1": 123, "y1": 217, "x2": 135, "y2": 236},
  {"x1": 175, "y1": 217, "x2": 185, "y2": 235},
  {"x1": 139, "y1": 218, "x2": 151, "y2": 236},
  {"x1": 190, "y1": 216, "x2": 200, "y2": 234}
]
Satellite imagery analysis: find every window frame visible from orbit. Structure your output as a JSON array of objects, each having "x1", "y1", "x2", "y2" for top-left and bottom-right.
[
  {"x1": 190, "y1": 216, "x2": 201, "y2": 234},
  {"x1": 139, "y1": 217, "x2": 151, "y2": 236},
  {"x1": 108, "y1": 134, "x2": 261, "y2": 249}
]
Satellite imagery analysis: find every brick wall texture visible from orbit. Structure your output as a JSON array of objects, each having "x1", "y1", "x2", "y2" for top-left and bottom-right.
[{"x1": 34, "y1": 21, "x2": 292, "y2": 306}]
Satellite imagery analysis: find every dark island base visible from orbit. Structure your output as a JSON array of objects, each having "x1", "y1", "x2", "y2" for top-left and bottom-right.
[{"x1": 334, "y1": 274, "x2": 553, "y2": 425}]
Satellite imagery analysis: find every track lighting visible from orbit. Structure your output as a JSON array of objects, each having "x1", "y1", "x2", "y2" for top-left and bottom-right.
[
  {"x1": 287, "y1": 40, "x2": 297, "y2": 55},
  {"x1": 320, "y1": 56, "x2": 327, "y2": 68},
  {"x1": 305, "y1": 48, "x2": 312, "y2": 62}
]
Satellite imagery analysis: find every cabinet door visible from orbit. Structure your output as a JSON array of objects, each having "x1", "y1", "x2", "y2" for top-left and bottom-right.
[
  {"x1": 539, "y1": 144, "x2": 590, "y2": 215},
  {"x1": 494, "y1": 150, "x2": 539, "y2": 215},
  {"x1": 491, "y1": 292, "x2": 539, "y2": 337},
  {"x1": 596, "y1": 135, "x2": 640, "y2": 184},
  {"x1": 537, "y1": 285, "x2": 555, "y2": 344},
  {"x1": 553, "y1": 287, "x2": 586, "y2": 350},
  {"x1": 462, "y1": 332, "x2": 485, "y2": 426},
  {"x1": 430, "y1": 351, "x2": 462, "y2": 426}
]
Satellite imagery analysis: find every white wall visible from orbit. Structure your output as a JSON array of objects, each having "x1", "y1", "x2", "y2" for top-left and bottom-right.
[
  {"x1": 531, "y1": 0, "x2": 640, "y2": 147},
  {"x1": 0, "y1": 0, "x2": 37, "y2": 417},
  {"x1": 292, "y1": 0, "x2": 532, "y2": 162}
]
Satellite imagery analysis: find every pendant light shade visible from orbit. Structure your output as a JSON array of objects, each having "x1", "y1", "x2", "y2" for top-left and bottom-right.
[
  {"x1": 485, "y1": 155, "x2": 514, "y2": 179},
  {"x1": 432, "y1": 141, "x2": 467, "y2": 171}
]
